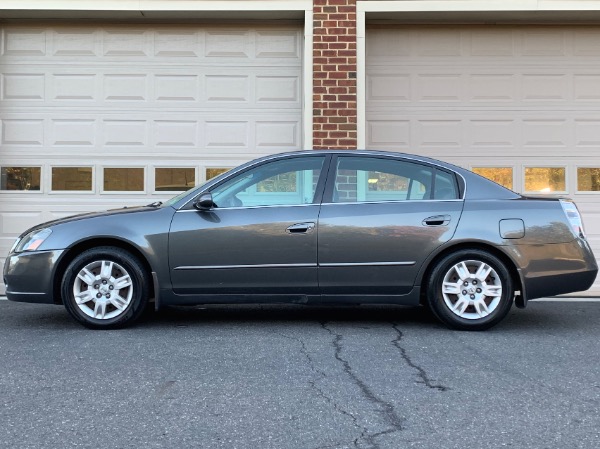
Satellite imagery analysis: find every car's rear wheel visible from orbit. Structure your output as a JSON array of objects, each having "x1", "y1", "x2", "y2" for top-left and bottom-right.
[
  {"x1": 61, "y1": 246, "x2": 150, "y2": 329},
  {"x1": 426, "y1": 249, "x2": 514, "y2": 331}
]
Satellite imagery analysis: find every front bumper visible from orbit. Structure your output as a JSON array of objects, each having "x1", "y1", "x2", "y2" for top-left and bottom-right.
[{"x1": 3, "y1": 250, "x2": 65, "y2": 304}]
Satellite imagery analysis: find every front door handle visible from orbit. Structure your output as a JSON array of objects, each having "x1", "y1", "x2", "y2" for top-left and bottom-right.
[
  {"x1": 286, "y1": 222, "x2": 315, "y2": 234},
  {"x1": 423, "y1": 215, "x2": 451, "y2": 226}
]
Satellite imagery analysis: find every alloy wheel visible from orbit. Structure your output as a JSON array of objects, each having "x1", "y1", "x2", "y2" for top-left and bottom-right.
[
  {"x1": 72, "y1": 260, "x2": 134, "y2": 320},
  {"x1": 441, "y1": 259, "x2": 503, "y2": 320}
]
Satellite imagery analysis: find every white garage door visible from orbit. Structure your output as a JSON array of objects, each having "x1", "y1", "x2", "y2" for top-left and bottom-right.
[
  {"x1": 0, "y1": 24, "x2": 303, "y2": 294},
  {"x1": 367, "y1": 26, "x2": 600, "y2": 294}
]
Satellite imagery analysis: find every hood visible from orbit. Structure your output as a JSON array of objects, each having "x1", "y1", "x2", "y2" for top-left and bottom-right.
[{"x1": 20, "y1": 205, "x2": 163, "y2": 237}]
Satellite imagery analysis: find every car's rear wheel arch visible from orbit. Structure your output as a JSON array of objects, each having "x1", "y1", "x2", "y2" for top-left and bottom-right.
[
  {"x1": 419, "y1": 242, "x2": 522, "y2": 305},
  {"x1": 52, "y1": 238, "x2": 154, "y2": 305}
]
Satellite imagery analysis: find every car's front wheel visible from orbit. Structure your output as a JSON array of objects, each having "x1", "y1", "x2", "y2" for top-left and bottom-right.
[
  {"x1": 61, "y1": 246, "x2": 150, "y2": 329},
  {"x1": 426, "y1": 249, "x2": 514, "y2": 331}
]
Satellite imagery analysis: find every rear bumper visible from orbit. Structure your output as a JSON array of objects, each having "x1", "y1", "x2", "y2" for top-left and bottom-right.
[
  {"x1": 3, "y1": 250, "x2": 65, "y2": 304},
  {"x1": 525, "y1": 269, "x2": 598, "y2": 300},
  {"x1": 519, "y1": 239, "x2": 598, "y2": 300}
]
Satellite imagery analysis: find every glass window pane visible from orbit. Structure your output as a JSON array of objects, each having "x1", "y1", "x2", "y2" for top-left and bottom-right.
[
  {"x1": 206, "y1": 168, "x2": 231, "y2": 181},
  {"x1": 104, "y1": 168, "x2": 144, "y2": 192},
  {"x1": 1, "y1": 167, "x2": 41, "y2": 191},
  {"x1": 472, "y1": 167, "x2": 513, "y2": 190},
  {"x1": 155, "y1": 168, "x2": 195, "y2": 192},
  {"x1": 577, "y1": 167, "x2": 600, "y2": 191},
  {"x1": 257, "y1": 172, "x2": 297, "y2": 192},
  {"x1": 434, "y1": 170, "x2": 458, "y2": 200},
  {"x1": 367, "y1": 171, "x2": 408, "y2": 192},
  {"x1": 52, "y1": 167, "x2": 93, "y2": 191},
  {"x1": 333, "y1": 157, "x2": 433, "y2": 203},
  {"x1": 525, "y1": 167, "x2": 566, "y2": 192},
  {"x1": 211, "y1": 157, "x2": 325, "y2": 207}
]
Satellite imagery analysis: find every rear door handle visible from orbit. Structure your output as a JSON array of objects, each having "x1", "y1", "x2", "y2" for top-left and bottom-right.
[
  {"x1": 286, "y1": 222, "x2": 315, "y2": 234},
  {"x1": 423, "y1": 215, "x2": 451, "y2": 226}
]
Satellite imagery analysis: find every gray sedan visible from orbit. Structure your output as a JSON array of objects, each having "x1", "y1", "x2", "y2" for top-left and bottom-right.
[{"x1": 4, "y1": 150, "x2": 597, "y2": 330}]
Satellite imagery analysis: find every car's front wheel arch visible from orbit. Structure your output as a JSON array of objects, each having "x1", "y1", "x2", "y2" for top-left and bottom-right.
[
  {"x1": 60, "y1": 245, "x2": 151, "y2": 329},
  {"x1": 53, "y1": 238, "x2": 154, "y2": 305}
]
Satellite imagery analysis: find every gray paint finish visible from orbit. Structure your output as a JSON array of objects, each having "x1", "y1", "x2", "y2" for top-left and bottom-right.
[
  {"x1": 3, "y1": 150, "x2": 597, "y2": 329},
  {"x1": 318, "y1": 200, "x2": 463, "y2": 295},
  {"x1": 169, "y1": 205, "x2": 321, "y2": 295}
]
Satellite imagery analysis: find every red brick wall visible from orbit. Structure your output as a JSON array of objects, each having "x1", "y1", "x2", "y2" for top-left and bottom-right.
[{"x1": 313, "y1": 0, "x2": 357, "y2": 149}]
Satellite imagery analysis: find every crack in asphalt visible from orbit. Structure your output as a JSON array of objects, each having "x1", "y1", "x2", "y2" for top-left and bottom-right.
[
  {"x1": 391, "y1": 323, "x2": 448, "y2": 392},
  {"x1": 269, "y1": 329, "x2": 364, "y2": 449},
  {"x1": 321, "y1": 322, "x2": 405, "y2": 449}
]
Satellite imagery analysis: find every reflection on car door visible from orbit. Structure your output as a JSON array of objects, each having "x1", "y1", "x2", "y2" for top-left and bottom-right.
[
  {"x1": 318, "y1": 155, "x2": 463, "y2": 297},
  {"x1": 168, "y1": 155, "x2": 327, "y2": 297}
]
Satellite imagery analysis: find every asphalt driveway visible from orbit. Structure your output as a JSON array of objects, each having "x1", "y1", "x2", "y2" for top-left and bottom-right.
[{"x1": 0, "y1": 300, "x2": 599, "y2": 449}]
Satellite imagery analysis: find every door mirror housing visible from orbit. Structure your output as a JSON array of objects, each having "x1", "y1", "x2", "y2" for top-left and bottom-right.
[{"x1": 194, "y1": 192, "x2": 215, "y2": 210}]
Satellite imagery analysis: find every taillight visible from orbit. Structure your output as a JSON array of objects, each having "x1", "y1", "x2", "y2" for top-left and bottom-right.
[{"x1": 560, "y1": 199, "x2": 586, "y2": 239}]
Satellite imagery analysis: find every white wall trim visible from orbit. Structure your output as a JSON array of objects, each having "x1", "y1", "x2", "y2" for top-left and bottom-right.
[
  {"x1": 357, "y1": 1, "x2": 600, "y2": 13},
  {"x1": 356, "y1": 9, "x2": 366, "y2": 150},
  {"x1": 0, "y1": 1, "x2": 313, "y2": 12},
  {"x1": 303, "y1": 8, "x2": 314, "y2": 150}
]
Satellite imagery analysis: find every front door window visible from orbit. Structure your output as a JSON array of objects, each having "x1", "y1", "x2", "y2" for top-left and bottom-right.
[{"x1": 211, "y1": 157, "x2": 325, "y2": 208}]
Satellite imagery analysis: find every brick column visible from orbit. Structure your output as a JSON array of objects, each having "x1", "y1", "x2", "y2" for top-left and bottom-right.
[{"x1": 312, "y1": 0, "x2": 357, "y2": 149}]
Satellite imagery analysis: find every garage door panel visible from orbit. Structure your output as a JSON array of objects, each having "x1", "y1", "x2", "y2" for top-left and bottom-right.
[
  {"x1": 367, "y1": 26, "x2": 600, "y2": 293},
  {"x1": 2, "y1": 26, "x2": 302, "y2": 63},
  {"x1": 0, "y1": 211, "x2": 45, "y2": 234},
  {"x1": 367, "y1": 112, "x2": 600, "y2": 158},
  {"x1": 1, "y1": 69, "x2": 301, "y2": 110},
  {"x1": 3, "y1": 114, "x2": 302, "y2": 155},
  {"x1": 1, "y1": 118, "x2": 44, "y2": 146}
]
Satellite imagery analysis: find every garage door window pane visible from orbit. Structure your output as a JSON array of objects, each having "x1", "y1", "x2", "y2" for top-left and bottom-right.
[
  {"x1": 52, "y1": 167, "x2": 93, "y2": 191},
  {"x1": 525, "y1": 167, "x2": 566, "y2": 193},
  {"x1": 155, "y1": 168, "x2": 195, "y2": 192},
  {"x1": 577, "y1": 168, "x2": 600, "y2": 192},
  {"x1": 1, "y1": 167, "x2": 41, "y2": 191},
  {"x1": 104, "y1": 168, "x2": 144, "y2": 192},
  {"x1": 206, "y1": 168, "x2": 231, "y2": 181},
  {"x1": 472, "y1": 167, "x2": 513, "y2": 190}
]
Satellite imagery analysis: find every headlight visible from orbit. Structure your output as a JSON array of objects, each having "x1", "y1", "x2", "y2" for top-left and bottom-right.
[
  {"x1": 9, "y1": 237, "x2": 21, "y2": 254},
  {"x1": 13, "y1": 228, "x2": 53, "y2": 253}
]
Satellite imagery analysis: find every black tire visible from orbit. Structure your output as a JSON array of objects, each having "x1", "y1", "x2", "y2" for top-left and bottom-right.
[
  {"x1": 61, "y1": 246, "x2": 150, "y2": 329},
  {"x1": 426, "y1": 249, "x2": 513, "y2": 331}
]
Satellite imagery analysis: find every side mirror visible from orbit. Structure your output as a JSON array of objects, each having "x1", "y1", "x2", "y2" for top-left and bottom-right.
[{"x1": 194, "y1": 192, "x2": 215, "y2": 211}]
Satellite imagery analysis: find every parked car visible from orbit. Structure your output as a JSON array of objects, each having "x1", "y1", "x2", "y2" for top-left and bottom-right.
[{"x1": 4, "y1": 150, "x2": 597, "y2": 330}]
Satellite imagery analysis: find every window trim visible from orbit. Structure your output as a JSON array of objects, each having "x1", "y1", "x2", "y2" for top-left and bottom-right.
[
  {"x1": 575, "y1": 165, "x2": 600, "y2": 194},
  {"x1": 0, "y1": 165, "x2": 43, "y2": 194},
  {"x1": 101, "y1": 166, "x2": 147, "y2": 194},
  {"x1": 49, "y1": 165, "x2": 95, "y2": 194},
  {"x1": 523, "y1": 165, "x2": 568, "y2": 195},
  {"x1": 152, "y1": 165, "x2": 197, "y2": 194}
]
